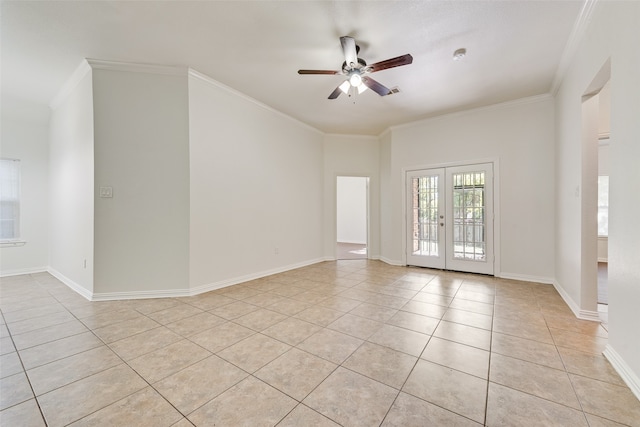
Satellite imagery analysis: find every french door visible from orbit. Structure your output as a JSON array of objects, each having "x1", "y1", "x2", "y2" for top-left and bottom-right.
[{"x1": 406, "y1": 163, "x2": 494, "y2": 275}]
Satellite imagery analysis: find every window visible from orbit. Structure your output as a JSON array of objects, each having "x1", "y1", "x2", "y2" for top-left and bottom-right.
[
  {"x1": 598, "y1": 175, "x2": 609, "y2": 237},
  {"x1": 0, "y1": 158, "x2": 21, "y2": 240}
]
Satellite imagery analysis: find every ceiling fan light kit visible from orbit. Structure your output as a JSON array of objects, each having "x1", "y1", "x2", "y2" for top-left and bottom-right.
[{"x1": 298, "y1": 36, "x2": 413, "y2": 100}]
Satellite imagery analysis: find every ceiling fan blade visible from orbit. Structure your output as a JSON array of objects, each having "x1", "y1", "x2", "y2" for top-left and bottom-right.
[
  {"x1": 340, "y1": 36, "x2": 358, "y2": 68},
  {"x1": 298, "y1": 69, "x2": 340, "y2": 75},
  {"x1": 368, "y1": 54, "x2": 413, "y2": 73},
  {"x1": 328, "y1": 84, "x2": 343, "y2": 99},
  {"x1": 361, "y1": 76, "x2": 391, "y2": 96}
]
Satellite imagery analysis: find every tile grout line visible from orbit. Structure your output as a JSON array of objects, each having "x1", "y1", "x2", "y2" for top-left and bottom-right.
[
  {"x1": 98, "y1": 309, "x2": 213, "y2": 425},
  {"x1": 3, "y1": 264, "x2": 634, "y2": 426},
  {"x1": 0, "y1": 307, "x2": 48, "y2": 426},
  {"x1": 32, "y1": 274, "x2": 208, "y2": 425},
  {"x1": 541, "y1": 305, "x2": 592, "y2": 426},
  {"x1": 379, "y1": 275, "x2": 466, "y2": 426},
  {"x1": 35, "y1": 276, "x2": 175, "y2": 426},
  {"x1": 483, "y1": 291, "x2": 497, "y2": 426}
]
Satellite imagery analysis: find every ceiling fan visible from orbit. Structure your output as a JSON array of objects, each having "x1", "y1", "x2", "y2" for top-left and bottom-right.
[{"x1": 298, "y1": 36, "x2": 413, "y2": 99}]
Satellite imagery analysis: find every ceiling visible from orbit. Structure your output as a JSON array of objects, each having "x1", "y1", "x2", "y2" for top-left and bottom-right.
[{"x1": 1, "y1": 1, "x2": 585, "y2": 135}]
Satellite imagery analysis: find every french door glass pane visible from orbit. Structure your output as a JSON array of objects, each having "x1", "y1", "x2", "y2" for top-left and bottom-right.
[
  {"x1": 412, "y1": 176, "x2": 439, "y2": 256},
  {"x1": 452, "y1": 171, "x2": 486, "y2": 261}
]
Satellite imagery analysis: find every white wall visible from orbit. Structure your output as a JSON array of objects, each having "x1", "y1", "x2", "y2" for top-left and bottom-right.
[
  {"x1": 603, "y1": 2, "x2": 640, "y2": 393},
  {"x1": 91, "y1": 66, "x2": 191, "y2": 295},
  {"x1": 381, "y1": 96, "x2": 556, "y2": 281},
  {"x1": 379, "y1": 131, "x2": 393, "y2": 264},
  {"x1": 188, "y1": 72, "x2": 324, "y2": 290},
  {"x1": 0, "y1": 116, "x2": 50, "y2": 275},
  {"x1": 48, "y1": 68, "x2": 94, "y2": 295},
  {"x1": 336, "y1": 176, "x2": 367, "y2": 245},
  {"x1": 555, "y1": 0, "x2": 640, "y2": 396},
  {"x1": 323, "y1": 134, "x2": 380, "y2": 259}
]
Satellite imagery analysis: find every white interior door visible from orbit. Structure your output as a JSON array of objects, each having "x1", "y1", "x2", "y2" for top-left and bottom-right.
[{"x1": 407, "y1": 163, "x2": 494, "y2": 275}]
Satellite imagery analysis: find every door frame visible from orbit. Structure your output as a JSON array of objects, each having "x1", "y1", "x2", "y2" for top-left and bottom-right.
[
  {"x1": 335, "y1": 174, "x2": 370, "y2": 260},
  {"x1": 402, "y1": 158, "x2": 501, "y2": 275},
  {"x1": 578, "y1": 62, "x2": 610, "y2": 321}
]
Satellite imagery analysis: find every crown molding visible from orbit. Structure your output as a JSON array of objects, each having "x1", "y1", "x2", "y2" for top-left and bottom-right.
[
  {"x1": 324, "y1": 133, "x2": 378, "y2": 141},
  {"x1": 86, "y1": 59, "x2": 187, "y2": 76},
  {"x1": 378, "y1": 127, "x2": 392, "y2": 139},
  {"x1": 49, "y1": 59, "x2": 189, "y2": 110},
  {"x1": 388, "y1": 93, "x2": 553, "y2": 133},
  {"x1": 49, "y1": 59, "x2": 92, "y2": 110},
  {"x1": 550, "y1": 0, "x2": 599, "y2": 95},
  {"x1": 188, "y1": 68, "x2": 324, "y2": 136}
]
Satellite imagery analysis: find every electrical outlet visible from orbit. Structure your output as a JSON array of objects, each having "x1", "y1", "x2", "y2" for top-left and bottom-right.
[
  {"x1": 274, "y1": 247, "x2": 279, "y2": 255},
  {"x1": 99, "y1": 186, "x2": 113, "y2": 198}
]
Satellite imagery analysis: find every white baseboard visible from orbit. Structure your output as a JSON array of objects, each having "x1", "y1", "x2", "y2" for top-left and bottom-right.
[
  {"x1": 0, "y1": 266, "x2": 48, "y2": 277},
  {"x1": 325, "y1": 255, "x2": 381, "y2": 262},
  {"x1": 463, "y1": 269, "x2": 606, "y2": 321},
  {"x1": 552, "y1": 279, "x2": 580, "y2": 316},
  {"x1": 190, "y1": 257, "x2": 326, "y2": 295},
  {"x1": 92, "y1": 288, "x2": 191, "y2": 301},
  {"x1": 577, "y1": 309, "x2": 601, "y2": 322},
  {"x1": 47, "y1": 268, "x2": 93, "y2": 301},
  {"x1": 552, "y1": 279, "x2": 600, "y2": 322},
  {"x1": 379, "y1": 256, "x2": 404, "y2": 266},
  {"x1": 49, "y1": 258, "x2": 328, "y2": 301},
  {"x1": 603, "y1": 344, "x2": 640, "y2": 401},
  {"x1": 497, "y1": 272, "x2": 554, "y2": 284}
]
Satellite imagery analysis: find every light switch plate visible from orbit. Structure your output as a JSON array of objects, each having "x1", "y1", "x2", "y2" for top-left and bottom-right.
[{"x1": 99, "y1": 186, "x2": 113, "y2": 198}]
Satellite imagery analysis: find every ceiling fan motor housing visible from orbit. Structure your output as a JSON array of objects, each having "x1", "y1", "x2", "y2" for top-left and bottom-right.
[{"x1": 342, "y1": 57, "x2": 367, "y2": 73}]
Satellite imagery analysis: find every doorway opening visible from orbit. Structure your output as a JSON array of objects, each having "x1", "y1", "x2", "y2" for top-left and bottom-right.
[
  {"x1": 336, "y1": 176, "x2": 369, "y2": 260},
  {"x1": 597, "y1": 137, "x2": 610, "y2": 310},
  {"x1": 596, "y1": 81, "x2": 611, "y2": 327},
  {"x1": 580, "y1": 59, "x2": 610, "y2": 323}
]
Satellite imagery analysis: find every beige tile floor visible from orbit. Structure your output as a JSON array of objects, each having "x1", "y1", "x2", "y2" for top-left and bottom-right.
[{"x1": 1, "y1": 260, "x2": 639, "y2": 426}]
